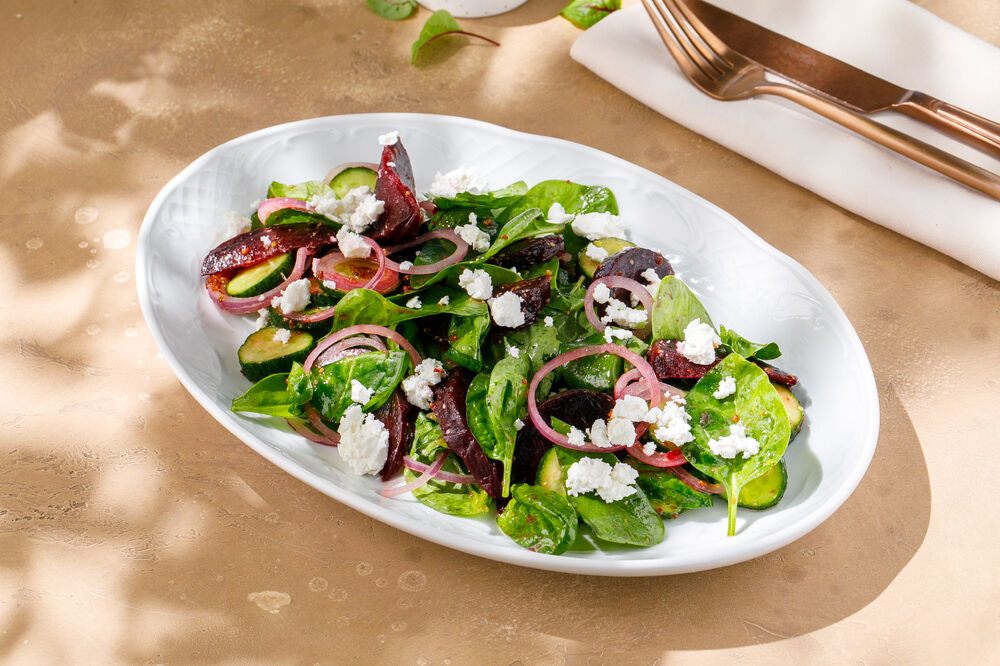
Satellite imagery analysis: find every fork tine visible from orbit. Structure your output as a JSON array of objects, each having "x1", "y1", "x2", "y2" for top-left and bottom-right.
[
  {"x1": 641, "y1": 0, "x2": 717, "y2": 82},
  {"x1": 669, "y1": 0, "x2": 735, "y2": 66},
  {"x1": 660, "y1": 0, "x2": 730, "y2": 75}
]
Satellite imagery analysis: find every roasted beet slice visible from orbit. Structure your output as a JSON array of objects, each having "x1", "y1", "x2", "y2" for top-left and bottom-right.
[
  {"x1": 375, "y1": 389, "x2": 414, "y2": 481},
  {"x1": 510, "y1": 389, "x2": 615, "y2": 485},
  {"x1": 493, "y1": 235, "x2": 565, "y2": 271},
  {"x1": 201, "y1": 224, "x2": 334, "y2": 276},
  {"x1": 491, "y1": 276, "x2": 551, "y2": 329},
  {"x1": 431, "y1": 369, "x2": 503, "y2": 498},
  {"x1": 368, "y1": 140, "x2": 422, "y2": 242},
  {"x1": 648, "y1": 340, "x2": 798, "y2": 387},
  {"x1": 593, "y1": 247, "x2": 673, "y2": 300}
]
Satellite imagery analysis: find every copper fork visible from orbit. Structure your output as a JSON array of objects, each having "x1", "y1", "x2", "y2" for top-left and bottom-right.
[{"x1": 641, "y1": 0, "x2": 1000, "y2": 201}]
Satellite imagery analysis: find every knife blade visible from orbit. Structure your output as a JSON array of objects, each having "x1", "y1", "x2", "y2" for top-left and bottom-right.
[{"x1": 686, "y1": 0, "x2": 1000, "y2": 157}]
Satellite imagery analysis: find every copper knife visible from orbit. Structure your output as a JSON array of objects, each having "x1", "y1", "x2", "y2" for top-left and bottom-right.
[{"x1": 687, "y1": 0, "x2": 1000, "y2": 158}]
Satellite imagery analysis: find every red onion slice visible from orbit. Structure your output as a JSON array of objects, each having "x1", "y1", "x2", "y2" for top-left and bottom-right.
[
  {"x1": 403, "y1": 456, "x2": 477, "y2": 485},
  {"x1": 527, "y1": 343, "x2": 661, "y2": 452},
  {"x1": 281, "y1": 305, "x2": 337, "y2": 324},
  {"x1": 382, "y1": 229, "x2": 468, "y2": 275},
  {"x1": 303, "y1": 324, "x2": 421, "y2": 374},
  {"x1": 584, "y1": 276, "x2": 654, "y2": 338},
  {"x1": 323, "y1": 162, "x2": 379, "y2": 185},
  {"x1": 287, "y1": 418, "x2": 336, "y2": 446},
  {"x1": 314, "y1": 335, "x2": 387, "y2": 367},
  {"x1": 625, "y1": 442, "x2": 687, "y2": 467},
  {"x1": 304, "y1": 404, "x2": 341, "y2": 444},
  {"x1": 670, "y1": 465, "x2": 723, "y2": 494},
  {"x1": 314, "y1": 239, "x2": 398, "y2": 294},
  {"x1": 615, "y1": 369, "x2": 686, "y2": 403},
  {"x1": 257, "y1": 197, "x2": 313, "y2": 224},
  {"x1": 207, "y1": 247, "x2": 311, "y2": 315},
  {"x1": 382, "y1": 451, "x2": 447, "y2": 498}
]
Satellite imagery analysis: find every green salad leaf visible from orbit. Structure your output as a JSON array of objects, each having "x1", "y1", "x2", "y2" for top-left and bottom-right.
[
  {"x1": 559, "y1": 331, "x2": 648, "y2": 392},
  {"x1": 444, "y1": 313, "x2": 491, "y2": 372},
  {"x1": 262, "y1": 208, "x2": 334, "y2": 228},
  {"x1": 628, "y1": 461, "x2": 714, "y2": 518},
  {"x1": 404, "y1": 414, "x2": 493, "y2": 515},
  {"x1": 720, "y1": 325, "x2": 782, "y2": 361},
  {"x1": 408, "y1": 260, "x2": 521, "y2": 292},
  {"x1": 366, "y1": 0, "x2": 417, "y2": 20},
  {"x1": 682, "y1": 353, "x2": 791, "y2": 535},
  {"x1": 497, "y1": 484, "x2": 579, "y2": 554},
  {"x1": 330, "y1": 286, "x2": 486, "y2": 332},
  {"x1": 467, "y1": 355, "x2": 531, "y2": 496},
  {"x1": 650, "y1": 275, "x2": 714, "y2": 342},
  {"x1": 476, "y1": 208, "x2": 567, "y2": 262},
  {"x1": 501, "y1": 179, "x2": 618, "y2": 223},
  {"x1": 560, "y1": 0, "x2": 621, "y2": 29},
  {"x1": 231, "y1": 373, "x2": 299, "y2": 419},
  {"x1": 311, "y1": 351, "x2": 409, "y2": 422},
  {"x1": 266, "y1": 180, "x2": 331, "y2": 200},
  {"x1": 411, "y1": 10, "x2": 500, "y2": 65}
]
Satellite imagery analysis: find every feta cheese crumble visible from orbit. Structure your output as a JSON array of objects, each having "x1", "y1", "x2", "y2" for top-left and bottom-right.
[
  {"x1": 588, "y1": 419, "x2": 611, "y2": 448},
  {"x1": 543, "y1": 316, "x2": 554, "y2": 327},
  {"x1": 350, "y1": 379, "x2": 373, "y2": 405},
  {"x1": 707, "y1": 424, "x2": 761, "y2": 459},
  {"x1": 677, "y1": 318, "x2": 721, "y2": 365},
  {"x1": 592, "y1": 282, "x2": 611, "y2": 304},
  {"x1": 489, "y1": 291, "x2": 526, "y2": 328},
  {"x1": 585, "y1": 243, "x2": 609, "y2": 262},
  {"x1": 309, "y1": 186, "x2": 385, "y2": 233},
  {"x1": 337, "y1": 405, "x2": 390, "y2": 475},
  {"x1": 398, "y1": 260, "x2": 414, "y2": 271},
  {"x1": 514, "y1": 418, "x2": 524, "y2": 431},
  {"x1": 336, "y1": 226, "x2": 371, "y2": 259},
  {"x1": 458, "y1": 268, "x2": 493, "y2": 300},
  {"x1": 506, "y1": 345, "x2": 521, "y2": 359},
  {"x1": 428, "y1": 166, "x2": 488, "y2": 198},
  {"x1": 272, "y1": 328, "x2": 291, "y2": 344},
  {"x1": 571, "y1": 211, "x2": 626, "y2": 241},
  {"x1": 611, "y1": 395, "x2": 650, "y2": 422},
  {"x1": 565, "y1": 457, "x2": 639, "y2": 503},
  {"x1": 603, "y1": 326, "x2": 633, "y2": 344},
  {"x1": 567, "y1": 426, "x2": 587, "y2": 448},
  {"x1": 438, "y1": 295, "x2": 450, "y2": 306},
  {"x1": 644, "y1": 397, "x2": 694, "y2": 444},
  {"x1": 271, "y1": 278, "x2": 311, "y2": 314},
  {"x1": 546, "y1": 202, "x2": 575, "y2": 225},
  {"x1": 402, "y1": 358, "x2": 445, "y2": 410},
  {"x1": 600, "y1": 298, "x2": 648, "y2": 328},
  {"x1": 254, "y1": 309, "x2": 270, "y2": 331},
  {"x1": 455, "y1": 221, "x2": 491, "y2": 253},
  {"x1": 641, "y1": 268, "x2": 662, "y2": 297},
  {"x1": 406, "y1": 295, "x2": 422, "y2": 309},
  {"x1": 606, "y1": 417, "x2": 637, "y2": 447},
  {"x1": 377, "y1": 130, "x2": 399, "y2": 146},
  {"x1": 713, "y1": 376, "x2": 737, "y2": 400}
]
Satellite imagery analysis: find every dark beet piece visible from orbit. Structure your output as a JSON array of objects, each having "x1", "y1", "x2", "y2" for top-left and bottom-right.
[
  {"x1": 510, "y1": 389, "x2": 615, "y2": 485},
  {"x1": 200, "y1": 224, "x2": 335, "y2": 276},
  {"x1": 593, "y1": 247, "x2": 673, "y2": 301},
  {"x1": 368, "y1": 140, "x2": 423, "y2": 242},
  {"x1": 493, "y1": 236, "x2": 565, "y2": 272},
  {"x1": 376, "y1": 389, "x2": 414, "y2": 481},
  {"x1": 647, "y1": 340, "x2": 798, "y2": 387},
  {"x1": 491, "y1": 276, "x2": 551, "y2": 329},
  {"x1": 431, "y1": 369, "x2": 503, "y2": 498}
]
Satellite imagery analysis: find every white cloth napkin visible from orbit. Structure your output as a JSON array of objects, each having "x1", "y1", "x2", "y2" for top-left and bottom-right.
[{"x1": 570, "y1": 0, "x2": 1000, "y2": 281}]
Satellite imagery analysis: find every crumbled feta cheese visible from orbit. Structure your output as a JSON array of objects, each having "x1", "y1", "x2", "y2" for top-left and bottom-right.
[
  {"x1": 641, "y1": 268, "x2": 662, "y2": 297},
  {"x1": 611, "y1": 395, "x2": 650, "y2": 422},
  {"x1": 592, "y1": 282, "x2": 611, "y2": 304},
  {"x1": 677, "y1": 318, "x2": 721, "y2": 365},
  {"x1": 387, "y1": 161, "x2": 396, "y2": 168},
  {"x1": 402, "y1": 358, "x2": 445, "y2": 410},
  {"x1": 378, "y1": 130, "x2": 399, "y2": 146},
  {"x1": 309, "y1": 186, "x2": 385, "y2": 233},
  {"x1": 428, "y1": 166, "x2": 488, "y2": 198},
  {"x1": 489, "y1": 291, "x2": 525, "y2": 328},
  {"x1": 713, "y1": 376, "x2": 737, "y2": 400},
  {"x1": 546, "y1": 202, "x2": 575, "y2": 225},
  {"x1": 438, "y1": 295, "x2": 450, "y2": 306},
  {"x1": 455, "y1": 222, "x2": 491, "y2": 253},
  {"x1": 336, "y1": 226, "x2": 371, "y2": 259},
  {"x1": 642, "y1": 441, "x2": 657, "y2": 456},
  {"x1": 588, "y1": 419, "x2": 611, "y2": 448},
  {"x1": 514, "y1": 418, "x2": 524, "y2": 431},
  {"x1": 272, "y1": 328, "x2": 291, "y2": 344},
  {"x1": 585, "y1": 243, "x2": 609, "y2": 262},
  {"x1": 603, "y1": 326, "x2": 633, "y2": 344},
  {"x1": 406, "y1": 296, "x2": 422, "y2": 309},
  {"x1": 337, "y1": 405, "x2": 390, "y2": 475},
  {"x1": 567, "y1": 426, "x2": 587, "y2": 448},
  {"x1": 565, "y1": 457, "x2": 639, "y2": 503},
  {"x1": 254, "y1": 309, "x2": 270, "y2": 331},
  {"x1": 644, "y1": 398, "x2": 694, "y2": 445},
  {"x1": 571, "y1": 211, "x2": 626, "y2": 241},
  {"x1": 543, "y1": 316, "x2": 554, "y2": 327},
  {"x1": 398, "y1": 260, "x2": 414, "y2": 271},
  {"x1": 707, "y1": 424, "x2": 761, "y2": 459},
  {"x1": 600, "y1": 297, "x2": 648, "y2": 328},
  {"x1": 271, "y1": 278, "x2": 311, "y2": 314},
  {"x1": 458, "y1": 268, "x2": 493, "y2": 300},
  {"x1": 606, "y1": 417, "x2": 637, "y2": 447},
  {"x1": 222, "y1": 211, "x2": 251, "y2": 239},
  {"x1": 260, "y1": 234, "x2": 271, "y2": 247},
  {"x1": 350, "y1": 379, "x2": 373, "y2": 405}
]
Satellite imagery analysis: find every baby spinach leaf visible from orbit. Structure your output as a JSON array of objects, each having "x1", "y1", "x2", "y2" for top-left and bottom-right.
[
  {"x1": 366, "y1": 0, "x2": 417, "y2": 20},
  {"x1": 263, "y1": 208, "x2": 334, "y2": 228},
  {"x1": 559, "y1": 331, "x2": 648, "y2": 392},
  {"x1": 627, "y1": 462, "x2": 714, "y2": 518},
  {"x1": 560, "y1": 0, "x2": 621, "y2": 29},
  {"x1": 411, "y1": 10, "x2": 500, "y2": 65},
  {"x1": 411, "y1": 412, "x2": 448, "y2": 458},
  {"x1": 477, "y1": 208, "x2": 566, "y2": 262},
  {"x1": 231, "y1": 373, "x2": 299, "y2": 419},
  {"x1": 500, "y1": 320, "x2": 560, "y2": 375},
  {"x1": 266, "y1": 180, "x2": 331, "y2": 200},
  {"x1": 681, "y1": 353, "x2": 791, "y2": 536},
  {"x1": 329, "y1": 287, "x2": 486, "y2": 332},
  {"x1": 465, "y1": 371, "x2": 499, "y2": 458},
  {"x1": 444, "y1": 313, "x2": 491, "y2": 371},
  {"x1": 651, "y1": 275, "x2": 714, "y2": 342},
  {"x1": 311, "y1": 351, "x2": 409, "y2": 422},
  {"x1": 405, "y1": 414, "x2": 492, "y2": 516},
  {"x1": 497, "y1": 484, "x2": 579, "y2": 554},
  {"x1": 407, "y1": 260, "x2": 522, "y2": 292},
  {"x1": 720, "y1": 325, "x2": 781, "y2": 361},
  {"x1": 487, "y1": 355, "x2": 530, "y2": 495},
  {"x1": 501, "y1": 180, "x2": 619, "y2": 223},
  {"x1": 286, "y1": 361, "x2": 313, "y2": 405}
]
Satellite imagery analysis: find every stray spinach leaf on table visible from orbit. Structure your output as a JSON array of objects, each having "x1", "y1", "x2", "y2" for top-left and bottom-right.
[
  {"x1": 411, "y1": 10, "x2": 499, "y2": 65},
  {"x1": 560, "y1": 0, "x2": 621, "y2": 29},
  {"x1": 366, "y1": 0, "x2": 417, "y2": 20}
]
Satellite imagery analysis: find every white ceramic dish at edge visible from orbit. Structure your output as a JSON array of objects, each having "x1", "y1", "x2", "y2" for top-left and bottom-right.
[
  {"x1": 417, "y1": 0, "x2": 529, "y2": 18},
  {"x1": 137, "y1": 113, "x2": 879, "y2": 576}
]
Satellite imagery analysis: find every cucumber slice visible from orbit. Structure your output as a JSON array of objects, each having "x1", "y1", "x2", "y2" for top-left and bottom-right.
[
  {"x1": 267, "y1": 306, "x2": 335, "y2": 333},
  {"x1": 226, "y1": 252, "x2": 293, "y2": 297},
  {"x1": 535, "y1": 447, "x2": 566, "y2": 496},
  {"x1": 774, "y1": 384, "x2": 804, "y2": 438},
  {"x1": 733, "y1": 459, "x2": 787, "y2": 510},
  {"x1": 330, "y1": 167, "x2": 377, "y2": 198},
  {"x1": 578, "y1": 238, "x2": 636, "y2": 278},
  {"x1": 238, "y1": 326, "x2": 314, "y2": 383}
]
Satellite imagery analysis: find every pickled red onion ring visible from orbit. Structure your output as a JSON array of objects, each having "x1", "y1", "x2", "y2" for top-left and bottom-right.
[
  {"x1": 288, "y1": 418, "x2": 336, "y2": 446},
  {"x1": 314, "y1": 335, "x2": 387, "y2": 367},
  {"x1": 382, "y1": 452, "x2": 447, "y2": 498},
  {"x1": 403, "y1": 456, "x2": 476, "y2": 485},
  {"x1": 382, "y1": 229, "x2": 468, "y2": 275},
  {"x1": 257, "y1": 197, "x2": 312, "y2": 224},
  {"x1": 303, "y1": 404, "x2": 341, "y2": 445},
  {"x1": 314, "y1": 238, "x2": 397, "y2": 294},
  {"x1": 303, "y1": 324, "x2": 421, "y2": 374},
  {"x1": 207, "y1": 247, "x2": 311, "y2": 315},
  {"x1": 584, "y1": 276, "x2": 653, "y2": 338},
  {"x1": 670, "y1": 465, "x2": 723, "y2": 494}
]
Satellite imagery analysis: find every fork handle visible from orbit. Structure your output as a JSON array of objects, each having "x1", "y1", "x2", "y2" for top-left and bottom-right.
[
  {"x1": 760, "y1": 82, "x2": 1000, "y2": 200},
  {"x1": 893, "y1": 91, "x2": 1000, "y2": 159}
]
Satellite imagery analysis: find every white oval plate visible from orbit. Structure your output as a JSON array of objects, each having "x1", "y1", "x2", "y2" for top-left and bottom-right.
[{"x1": 137, "y1": 114, "x2": 878, "y2": 576}]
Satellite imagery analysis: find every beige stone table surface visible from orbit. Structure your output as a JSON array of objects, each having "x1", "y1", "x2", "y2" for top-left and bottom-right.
[{"x1": 3, "y1": 1, "x2": 998, "y2": 663}]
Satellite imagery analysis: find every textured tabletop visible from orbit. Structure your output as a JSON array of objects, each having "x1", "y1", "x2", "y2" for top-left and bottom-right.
[{"x1": 3, "y1": 1, "x2": 998, "y2": 663}]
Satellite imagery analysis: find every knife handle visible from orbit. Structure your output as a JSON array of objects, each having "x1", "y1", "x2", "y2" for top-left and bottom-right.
[
  {"x1": 894, "y1": 91, "x2": 1000, "y2": 159},
  {"x1": 760, "y1": 82, "x2": 1000, "y2": 201}
]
